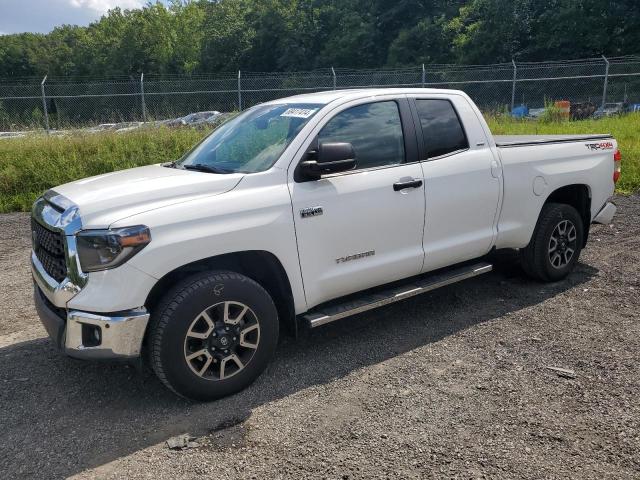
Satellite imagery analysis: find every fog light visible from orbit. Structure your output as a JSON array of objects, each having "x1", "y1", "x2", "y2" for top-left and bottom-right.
[{"x1": 81, "y1": 324, "x2": 102, "y2": 347}]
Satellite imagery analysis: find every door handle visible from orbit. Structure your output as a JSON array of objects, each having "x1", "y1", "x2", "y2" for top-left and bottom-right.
[{"x1": 393, "y1": 179, "x2": 423, "y2": 191}]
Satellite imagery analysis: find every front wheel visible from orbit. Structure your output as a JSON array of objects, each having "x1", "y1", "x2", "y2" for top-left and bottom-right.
[
  {"x1": 148, "y1": 271, "x2": 279, "y2": 401},
  {"x1": 520, "y1": 203, "x2": 584, "y2": 282}
]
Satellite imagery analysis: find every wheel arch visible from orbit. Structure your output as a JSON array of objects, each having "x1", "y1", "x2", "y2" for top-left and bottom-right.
[
  {"x1": 145, "y1": 250, "x2": 297, "y2": 337},
  {"x1": 541, "y1": 183, "x2": 591, "y2": 247}
]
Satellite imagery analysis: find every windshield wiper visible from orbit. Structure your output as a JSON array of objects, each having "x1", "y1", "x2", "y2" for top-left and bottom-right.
[{"x1": 182, "y1": 163, "x2": 232, "y2": 174}]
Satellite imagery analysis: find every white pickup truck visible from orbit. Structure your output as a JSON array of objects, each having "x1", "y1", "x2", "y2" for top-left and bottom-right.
[{"x1": 31, "y1": 89, "x2": 620, "y2": 400}]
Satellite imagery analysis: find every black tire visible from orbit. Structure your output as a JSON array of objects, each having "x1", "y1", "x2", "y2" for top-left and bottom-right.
[
  {"x1": 148, "y1": 271, "x2": 279, "y2": 401},
  {"x1": 520, "y1": 203, "x2": 584, "y2": 282}
]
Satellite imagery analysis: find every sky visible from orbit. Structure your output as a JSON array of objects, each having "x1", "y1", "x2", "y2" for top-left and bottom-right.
[{"x1": 0, "y1": 0, "x2": 160, "y2": 35}]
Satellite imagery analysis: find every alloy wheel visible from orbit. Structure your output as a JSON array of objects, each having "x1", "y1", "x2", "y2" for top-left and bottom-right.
[
  {"x1": 548, "y1": 219, "x2": 577, "y2": 269},
  {"x1": 183, "y1": 301, "x2": 260, "y2": 380}
]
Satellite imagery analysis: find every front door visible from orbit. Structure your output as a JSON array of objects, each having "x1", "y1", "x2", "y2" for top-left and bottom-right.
[{"x1": 289, "y1": 99, "x2": 426, "y2": 308}]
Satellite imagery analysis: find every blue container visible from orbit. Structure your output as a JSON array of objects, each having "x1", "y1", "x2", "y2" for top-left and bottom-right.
[{"x1": 511, "y1": 105, "x2": 529, "y2": 118}]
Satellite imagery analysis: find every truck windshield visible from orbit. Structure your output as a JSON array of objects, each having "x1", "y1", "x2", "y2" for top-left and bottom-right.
[{"x1": 176, "y1": 103, "x2": 322, "y2": 174}]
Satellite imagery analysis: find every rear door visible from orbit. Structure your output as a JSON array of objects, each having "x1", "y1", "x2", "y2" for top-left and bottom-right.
[
  {"x1": 288, "y1": 97, "x2": 426, "y2": 308},
  {"x1": 409, "y1": 95, "x2": 501, "y2": 272}
]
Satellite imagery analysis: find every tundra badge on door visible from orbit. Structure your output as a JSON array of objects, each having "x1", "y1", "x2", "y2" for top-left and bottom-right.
[{"x1": 336, "y1": 250, "x2": 375, "y2": 264}]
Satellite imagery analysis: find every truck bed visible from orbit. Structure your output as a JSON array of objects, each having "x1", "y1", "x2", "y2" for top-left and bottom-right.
[{"x1": 494, "y1": 134, "x2": 613, "y2": 148}]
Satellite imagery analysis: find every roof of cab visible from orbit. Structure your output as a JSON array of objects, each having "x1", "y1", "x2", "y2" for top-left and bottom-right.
[{"x1": 262, "y1": 88, "x2": 465, "y2": 106}]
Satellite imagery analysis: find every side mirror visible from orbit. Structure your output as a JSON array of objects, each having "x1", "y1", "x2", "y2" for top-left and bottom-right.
[{"x1": 300, "y1": 142, "x2": 356, "y2": 180}]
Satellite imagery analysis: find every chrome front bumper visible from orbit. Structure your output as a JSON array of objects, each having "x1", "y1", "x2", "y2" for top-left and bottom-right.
[
  {"x1": 34, "y1": 285, "x2": 149, "y2": 360},
  {"x1": 31, "y1": 191, "x2": 149, "y2": 360},
  {"x1": 66, "y1": 309, "x2": 150, "y2": 360}
]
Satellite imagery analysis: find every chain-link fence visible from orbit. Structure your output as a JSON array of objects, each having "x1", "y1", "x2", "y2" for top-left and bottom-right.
[{"x1": 1, "y1": 55, "x2": 639, "y2": 132}]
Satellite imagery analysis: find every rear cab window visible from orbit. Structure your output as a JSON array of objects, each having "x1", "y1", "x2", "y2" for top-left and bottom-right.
[{"x1": 415, "y1": 99, "x2": 469, "y2": 159}]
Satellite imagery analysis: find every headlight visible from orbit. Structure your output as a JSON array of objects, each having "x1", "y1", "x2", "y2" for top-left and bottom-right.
[{"x1": 76, "y1": 225, "x2": 151, "y2": 272}]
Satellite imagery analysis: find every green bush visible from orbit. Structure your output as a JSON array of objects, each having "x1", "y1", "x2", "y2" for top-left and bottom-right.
[
  {"x1": 0, "y1": 127, "x2": 211, "y2": 212},
  {"x1": 539, "y1": 100, "x2": 568, "y2": 124}
]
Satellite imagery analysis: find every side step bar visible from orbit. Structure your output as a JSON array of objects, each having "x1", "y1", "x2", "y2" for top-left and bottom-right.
[{"x1": 303, "y1": 262, "x2": 492, "y2": 328}]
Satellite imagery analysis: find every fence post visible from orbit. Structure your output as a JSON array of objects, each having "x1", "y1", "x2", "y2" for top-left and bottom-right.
[
  {"x1": 237, "y1": 70, "x2": 242, "y2": 111},
  {"x1": 40, "y1": 75, "x2": 50, "y2": 135},
  {"x1": 422, "y1": 64, "x2": 426, "y2": 88},
  {"x1": 511, "y1": 59, "x2": 517, "y2": 112},
  {"x1": 331, "y1": 67, "x2": 336, "y2": 90},
  {"x1": 601, "y1": 55, "x2": 610, "y2": 109},
  {"x1": 140, "y1": 72, "x2": 147, "y2": 122}
]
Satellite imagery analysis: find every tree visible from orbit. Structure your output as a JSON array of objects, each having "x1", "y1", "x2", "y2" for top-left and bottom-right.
[
  {"x1": 525, "y1": 0, "x2": 639, "y2": 60},
  {"x1": 387, "y1": 16, "x2": 453, "y2": 66},
  {"x1": 447, "y1": 0, "x2": 535, "y2": 63},
  {"x1": 315, "y1": 1, "x2": 379, "y2": 68},
  {"x1": 0, "y1": 0, "x2": 639, "y2": 78},
  {"x1": 200, "y1": 0, "x2": 255, "y2": 71},
  {"x1": 171, "y1": 0, "x2": 206, "y2": 74}
]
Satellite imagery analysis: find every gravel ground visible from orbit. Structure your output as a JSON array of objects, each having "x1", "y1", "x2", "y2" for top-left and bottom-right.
[{"x1": 0, "y1": 195, "x2": 638, "y2": 479}]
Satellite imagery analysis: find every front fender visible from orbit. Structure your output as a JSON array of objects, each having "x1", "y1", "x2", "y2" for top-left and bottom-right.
[{"x1": 110, "y1": 170, "x2": 308, "y2": 314}]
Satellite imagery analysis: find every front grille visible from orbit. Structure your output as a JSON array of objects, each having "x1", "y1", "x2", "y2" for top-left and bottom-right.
[{"x1": 32, "y1": 218, "x2": 67, "y2": 282}]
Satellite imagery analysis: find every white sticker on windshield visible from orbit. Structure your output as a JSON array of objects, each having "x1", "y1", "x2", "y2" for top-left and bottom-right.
[{"x1": 281, "y1": 108, "x2": 317, "y2": 118}]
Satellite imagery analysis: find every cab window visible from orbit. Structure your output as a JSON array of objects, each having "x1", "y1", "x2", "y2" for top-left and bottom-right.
[
  {"x1": 318, "y1": 101, "x2": 405, "y2": 170},
  {"x1": 415, "y1": 99, "x2": 469, "y2": 159}
]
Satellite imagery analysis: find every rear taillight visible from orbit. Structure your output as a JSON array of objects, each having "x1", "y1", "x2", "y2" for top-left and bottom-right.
[{"x1": 613, "y1": 149, "x2": 622, "y2": 183}]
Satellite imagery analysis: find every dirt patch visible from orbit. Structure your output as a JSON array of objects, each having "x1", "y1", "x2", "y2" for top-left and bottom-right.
[{"x1": 0, "y1": 195, "x2": 638, "y2": 479}]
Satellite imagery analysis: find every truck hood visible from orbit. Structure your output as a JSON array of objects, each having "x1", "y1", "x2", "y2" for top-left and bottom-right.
[{"x1": 53, "y1": 164, "x2": 244, "y2": 228}]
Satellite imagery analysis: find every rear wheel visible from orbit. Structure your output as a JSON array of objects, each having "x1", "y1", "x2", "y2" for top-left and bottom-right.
[
  {"x1": 520, "y1": 203, "x2": 584, "y2": 282},
  {"x1": 149, "y1": 271, "x2": 279, "y2": 401}
]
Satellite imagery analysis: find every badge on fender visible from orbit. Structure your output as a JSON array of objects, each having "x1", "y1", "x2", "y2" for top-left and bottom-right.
[{"x1": 300, "y1": 206, "x2": 323, "y2": 218}]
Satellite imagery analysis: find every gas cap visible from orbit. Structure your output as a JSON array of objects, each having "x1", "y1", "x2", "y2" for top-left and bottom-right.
[{"x1": 533, "y1": 176, "x2": 548, "y2": 196}]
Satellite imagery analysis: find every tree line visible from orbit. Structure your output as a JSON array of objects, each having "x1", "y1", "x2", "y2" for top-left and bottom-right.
[{"x1": 1, "y1": 0, "x2": 639, "y2": 79}]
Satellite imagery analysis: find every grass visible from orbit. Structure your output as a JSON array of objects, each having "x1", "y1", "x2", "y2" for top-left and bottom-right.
[
  {"x1": 486, "y1": 113, "x2": 639, "y2": 194},
  {"x1": 0, "y1": 127, "x2": 211, "y2": 213},
  {"x1": 0, "y1": 114, "x2": 638, "y2": 213}
]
